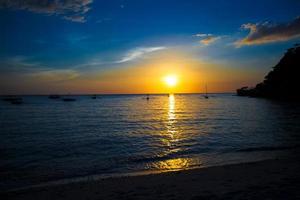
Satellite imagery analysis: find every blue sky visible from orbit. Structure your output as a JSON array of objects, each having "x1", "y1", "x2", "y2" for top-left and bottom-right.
[{"x1": 1, "y1": 0, "x2": 300, "y2": 94}]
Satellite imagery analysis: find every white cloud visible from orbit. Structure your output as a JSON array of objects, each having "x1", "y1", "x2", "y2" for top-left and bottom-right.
[
  {"x1": 193, "y1": 33, "x2": 212, "y2": 37},
  {"x1": 116, "y1": 47, "x2": 167, "y2": 63}
]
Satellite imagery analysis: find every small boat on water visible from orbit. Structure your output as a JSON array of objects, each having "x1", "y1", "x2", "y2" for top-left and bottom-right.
[
  {"x1": 2, "y1": 96, "x2": 23, "y2": 104},
  {"x1": 62, "y1": 96, "x2": 76, "y2": 102},
  {"x1": 2, "y1": 96, "x2": 21, "y2": 101},
  {"x1": 48, "y1": 95, "x2": 61, "y2": 99},
  {"x1": 91, "y1": 94, "x2": 97, "y2": 99},
  {"x1": 10, "y1": 98, "x2": 23, "y2": 105},
  {"x1": 142, "y1": 94, "x2": 150, "y2": 100},
  {"x1": 203, "y1": 84, "x2": 209, "y2": 99}
]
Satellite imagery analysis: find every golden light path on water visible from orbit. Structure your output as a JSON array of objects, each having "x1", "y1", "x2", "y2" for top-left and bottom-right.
[{"x1": 153, "y1": 94, "x2": 199, "y2": 171}]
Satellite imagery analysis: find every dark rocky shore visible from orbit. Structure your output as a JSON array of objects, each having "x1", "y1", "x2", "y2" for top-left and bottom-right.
[{"x1": 237, "y1": 44, "x2": 300, "y2": 100}]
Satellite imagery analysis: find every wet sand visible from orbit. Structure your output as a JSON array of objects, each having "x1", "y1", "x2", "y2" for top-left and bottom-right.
[{"x1": 3, "y1": 157, "x2": 300, "y2": 200}]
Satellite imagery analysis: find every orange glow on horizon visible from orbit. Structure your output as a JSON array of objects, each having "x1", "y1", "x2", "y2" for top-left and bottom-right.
[
  {"x1": 1, "y1": 49, "x2": 265, "y2": 94},
  {"x1": 54, "y1": 57, "x2": 262, "y2": 94}
]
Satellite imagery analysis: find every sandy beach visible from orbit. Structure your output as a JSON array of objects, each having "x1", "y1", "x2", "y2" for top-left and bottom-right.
[{"x1": 3, "y1": 156, "x2": 300, "y2": 200}]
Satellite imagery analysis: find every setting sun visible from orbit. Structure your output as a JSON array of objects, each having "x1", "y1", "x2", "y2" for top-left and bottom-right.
[{"x1": 164, "y1": 75, "x2": 178, "y2": 87}]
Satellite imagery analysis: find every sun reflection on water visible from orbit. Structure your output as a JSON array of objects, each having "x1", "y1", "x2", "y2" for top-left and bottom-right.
[
  {"x1": 152, "y1": 94, "x2": 198, "y2": 172},
  {"x1": 162, "y1": 94, "x2": 180, "y2": 151},
  {"x1": 167, "y1": 94, "x2": 176, "y2": 138},
  {"x1": 153, "y1": 158, "x2": 191, "y2": 170}
]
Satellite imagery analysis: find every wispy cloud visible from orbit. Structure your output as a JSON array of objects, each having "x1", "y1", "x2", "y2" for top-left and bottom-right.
[
  {"x1": 193, "y1": 33, "x2": 221, "y2": 46},
  {"x1": 29, "y1": 69, "x2": 79, "y2": 82},
  {"x1": 63, "y1": 15, "x2": 86, "y2": 23},
  {"x1": 0, "y1": 56, "x2": 79, "y2": 82},
  {"x1": 193, "y1": 33, "x2": 213, "y2": 37},
  {"x1": 200, "y1": 36, "x2": 221, "y2": 46},
  {"x1": 115, "y1": 47, "x2": 167, "y2": 63},
  {"x1": 0, "y1": 45, "x2": 167, "y2": 85},
  {"x1": 0, "y1": 56, "x2": 42, "y2": 73},
  {"x1": 0, "y1": 0, "x2": 93, "y2": 23},
  {"x1": 235, "y1": 17, "x2": 300, "y2": 47}
]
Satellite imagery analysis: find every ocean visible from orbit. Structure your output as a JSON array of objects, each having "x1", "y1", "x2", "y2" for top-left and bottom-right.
[{"x1": 1, "y1": 94, "x2": 300, "y2": 191}]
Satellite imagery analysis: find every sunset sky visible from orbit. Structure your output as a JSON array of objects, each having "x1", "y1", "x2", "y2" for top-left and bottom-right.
[{"x1": 1, "y1": 0, "x2": 300, "y2": 94}]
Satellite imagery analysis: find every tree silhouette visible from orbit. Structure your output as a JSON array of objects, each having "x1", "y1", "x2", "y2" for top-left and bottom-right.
[{"x1": 237, "y1": 44, "x2": 300, "y2": 100}]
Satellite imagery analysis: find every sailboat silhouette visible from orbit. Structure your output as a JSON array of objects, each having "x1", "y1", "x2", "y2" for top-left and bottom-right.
[{"x1": 204, "y1": 84, "x2": 209, "y2": 99}]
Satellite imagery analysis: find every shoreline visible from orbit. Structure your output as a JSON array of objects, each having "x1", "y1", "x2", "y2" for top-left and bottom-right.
[
  {"x1": 1, "y1": 151, "x2": 290, "y2": 194},
  {"x1": 3, "y1": 157, "x2": 300, "y2": 200}
]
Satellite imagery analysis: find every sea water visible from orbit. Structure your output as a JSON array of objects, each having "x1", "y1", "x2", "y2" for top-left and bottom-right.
[{"x1": 1, "y1": 94, "x2": 300, "y2": 191}]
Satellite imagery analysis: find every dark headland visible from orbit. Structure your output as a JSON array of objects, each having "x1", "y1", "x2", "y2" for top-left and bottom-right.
[{"x1": 237, "y1": 44, "x2": 300, "y2": 100}]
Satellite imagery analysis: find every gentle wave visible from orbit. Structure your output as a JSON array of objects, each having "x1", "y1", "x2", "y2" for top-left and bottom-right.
[{"x1": 1, "y1": 94, "x2": 300, "y2": 191}]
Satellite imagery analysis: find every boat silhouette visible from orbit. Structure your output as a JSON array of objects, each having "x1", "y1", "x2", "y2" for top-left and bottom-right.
[
  {"x1": 62, "y1": 96, "x2": 76, "y2": 102},
  {"x1": 10, "y1": 98, "x2": 23, "y2": 104},
  {"x1": 203, "y1": 84, "x2": 209, "y2": 99},
  {"x1": 2, "y1": 96, "x2": 23, "y2": 104},
  {"x1": 48, "y1": 95, "x2": 61, "y2": 99}
]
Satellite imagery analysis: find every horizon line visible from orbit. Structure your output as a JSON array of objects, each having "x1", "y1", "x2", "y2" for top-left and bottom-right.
[{"x1": 0, "y1": 92, "x2": 235, "y2": 96}]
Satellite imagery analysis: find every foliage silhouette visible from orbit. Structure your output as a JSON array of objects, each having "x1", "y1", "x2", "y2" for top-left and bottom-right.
[{"x1": 237, "y1": 44, "x2": 300, "y2": 100}]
